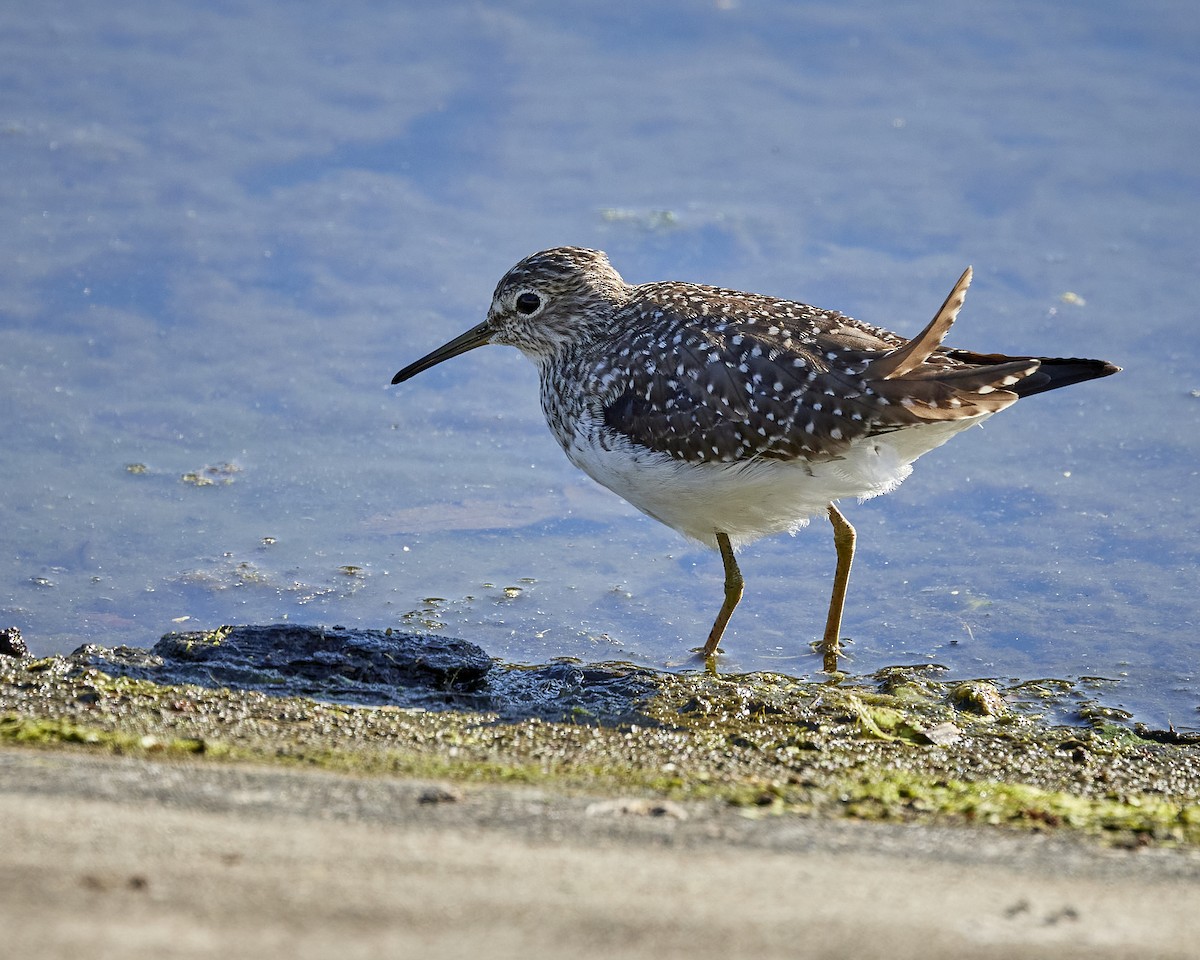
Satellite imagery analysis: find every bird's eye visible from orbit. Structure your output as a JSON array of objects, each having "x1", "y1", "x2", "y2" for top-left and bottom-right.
[{"x1": 515, "y1": 292, "x2": 542, "y2": 315}]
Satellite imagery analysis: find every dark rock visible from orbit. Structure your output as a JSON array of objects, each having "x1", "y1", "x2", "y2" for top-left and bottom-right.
[
  {"x1": 417, "y1": 786, "x2": 462, "y2": 804},
  {"x1": 65, "y1": 625, "x2": 659, "y2": 723},
  {"x1": 65, "y1": 625, "x2": 492, "y2": 710},
  {"x1": 151, "y1": 624, "x2": 492, "y2": 696},
  {"x1": 0, "y1": 627, "x2": 29, "y2": 658},
  {"x1": 1134, "y1": 724, "x2": 1200, "y2": 746}
]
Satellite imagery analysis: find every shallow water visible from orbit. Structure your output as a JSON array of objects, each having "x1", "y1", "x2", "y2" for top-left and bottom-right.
[{"x1": 1, "y1": 1, "x2": 1197, "y2": 729}]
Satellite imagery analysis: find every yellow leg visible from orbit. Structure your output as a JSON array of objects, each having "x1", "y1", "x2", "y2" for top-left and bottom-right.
[
  {"x1": 822, "y1": 503, "x2": 856, "y2": 673},
  {"x1": 701, "y1": 531, "x2": 743, "y2": 659}
]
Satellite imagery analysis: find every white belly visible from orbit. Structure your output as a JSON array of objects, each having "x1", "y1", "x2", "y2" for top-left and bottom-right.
[{"x1": 562, "y1": 416, "x2": 990, "y2": 550}]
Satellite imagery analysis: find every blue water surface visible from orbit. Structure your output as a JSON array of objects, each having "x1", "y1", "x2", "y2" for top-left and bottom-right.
[{"x1": 1, "y1": 1, "x2": 1197, "y2": 728}]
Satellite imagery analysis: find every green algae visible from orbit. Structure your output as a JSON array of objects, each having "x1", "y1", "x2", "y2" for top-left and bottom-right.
[
  {"x1": 2, "y1": 652, "x2": 1198, "y2": 846},
  {"x1": 0, "y1": 715, "x2": 213, "y2": 757}
]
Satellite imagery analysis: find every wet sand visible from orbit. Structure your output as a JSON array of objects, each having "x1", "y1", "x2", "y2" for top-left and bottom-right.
[{"x1": 3, "y1": 747, "x2": 1198, "y2": 959}]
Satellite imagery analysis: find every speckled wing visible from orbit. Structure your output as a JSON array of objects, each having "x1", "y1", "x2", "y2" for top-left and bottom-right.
[{"x1": 594, "y1": 282, "x2": 1034, "y2": 464}]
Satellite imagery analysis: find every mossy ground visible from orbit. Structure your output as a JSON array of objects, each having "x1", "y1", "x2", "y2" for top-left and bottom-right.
[{"x1": 2, "y1": 651, "x2": 1198, "y2": 845}]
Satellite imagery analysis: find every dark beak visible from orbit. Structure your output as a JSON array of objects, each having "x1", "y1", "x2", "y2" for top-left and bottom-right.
[{"x1": 391, "y1": 321, "x2": 492, "y2": 385}]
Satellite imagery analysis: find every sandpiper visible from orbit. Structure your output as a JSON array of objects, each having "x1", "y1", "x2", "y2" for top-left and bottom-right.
[{"x1": 392, "y1": 247, "x2": 1118, "y2": 669}]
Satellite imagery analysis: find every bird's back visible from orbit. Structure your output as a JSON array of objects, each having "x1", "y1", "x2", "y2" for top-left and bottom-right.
[{"x1": 564, "y1": 277, "x2": 1078, "y2": 464}]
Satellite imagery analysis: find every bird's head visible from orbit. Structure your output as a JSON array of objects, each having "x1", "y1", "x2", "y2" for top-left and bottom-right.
[{"x1": 392, "y1": 246, "x2": 629, "y2": 385}]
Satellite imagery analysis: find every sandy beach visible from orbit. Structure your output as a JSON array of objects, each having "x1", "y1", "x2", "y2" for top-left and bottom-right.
[{"x1": 3, "y1": 747, "x2": 1199, "y2": 960}]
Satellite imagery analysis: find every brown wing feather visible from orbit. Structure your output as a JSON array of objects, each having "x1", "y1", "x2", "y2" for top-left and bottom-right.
[{"x1": 592, "y1": 275, "x2": 1110, "y2": 462}]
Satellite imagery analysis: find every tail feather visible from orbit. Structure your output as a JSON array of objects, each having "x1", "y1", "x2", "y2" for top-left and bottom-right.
[
  {"x1": 944, "y1": 352, "x2": 1120, "y2": 398},
  {"x1": 869, "y1": 266, "x2": 973, "y2": 381}
]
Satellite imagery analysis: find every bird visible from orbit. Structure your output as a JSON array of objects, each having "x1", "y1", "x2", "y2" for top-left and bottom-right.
[{"x1": 391, "y1": 247, "x2": 1119, "y2": 670}]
